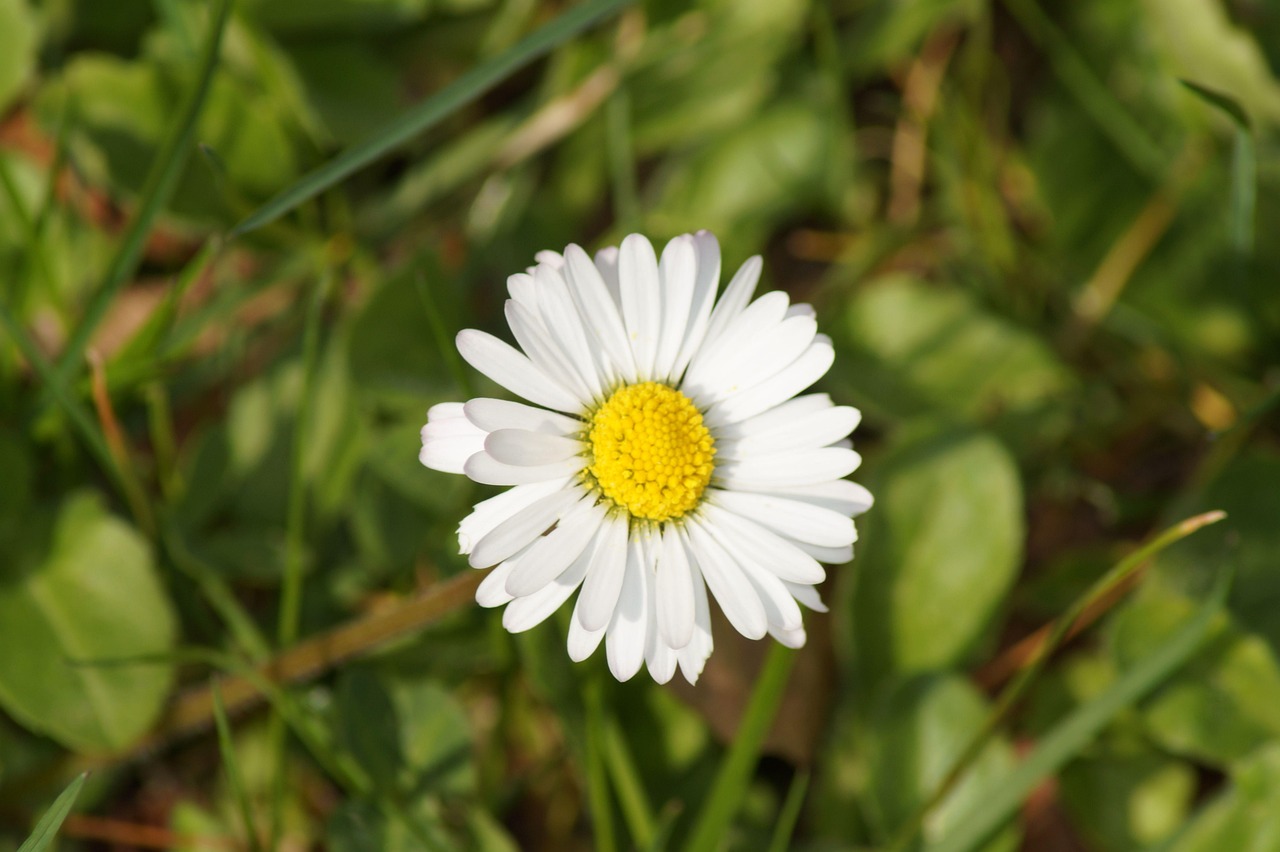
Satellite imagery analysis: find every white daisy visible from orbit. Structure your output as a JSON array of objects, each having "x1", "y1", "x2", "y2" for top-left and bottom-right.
[{"x1": 420, "y1": 231, "x2": 872, "y2": 684}]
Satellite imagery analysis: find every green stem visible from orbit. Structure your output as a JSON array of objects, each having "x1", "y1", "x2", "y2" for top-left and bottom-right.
[
  {"x1": 585, "y1": 678, "x2": 618, "y2": 852},
  {"x1": 685, "y1": 643, "x2": 797, "y2": 852},
  {"x1": 603, "y1": 714, "x2": 657, "y2": 848}
]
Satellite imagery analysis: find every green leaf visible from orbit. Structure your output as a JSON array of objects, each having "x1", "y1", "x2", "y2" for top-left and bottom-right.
[
  {"x1": 927, "y1": 568, "x2": 1228, "y2": 852},
  {"x1": 1111, "y1": 584, "x2": 1280, "y2": 766},
  {"x1": 0, "y1": 492, "x2": 177, "y2": 752},
  {"x1": 1159, "y1": 743, "x2": 1280, "y2": 852},
  {"x1": 864, "y1": 675, "x2": 1019, "y2": 850},
  {"x1": 231, "y1": 0, "x2": 635, "y2": 235},
  {"x1": 853, "y1": 427, "x2": 1023, "y2": 682},
  {"x1": 651, "y1": 100, "x2": 835, "y2": 257},
  {"x1": 0, "y1": 0, "x2": 37, "y2": 115},
  {"x1": 841, "y1": 276, "x2": 1073, "y2": 425},
  {"x1": 1059, "y1": 749, "x2": 1195, "y2": 851},
  {"x1": 333, "y1": 666, "x2": 475, "y2": 798},
  {"x1": 16, "y1": 773, "x2": 87, "y2": 852}
]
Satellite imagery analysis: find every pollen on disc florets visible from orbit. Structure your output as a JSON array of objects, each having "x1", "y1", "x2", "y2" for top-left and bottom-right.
[{"x1": 587, "y1": 382, "x2": 716, "y2": 522}]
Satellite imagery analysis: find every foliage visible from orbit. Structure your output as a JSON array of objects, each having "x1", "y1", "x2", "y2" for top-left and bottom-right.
[{"x1": 1, "y1": 0, "x2": 1277, "y2": 848}]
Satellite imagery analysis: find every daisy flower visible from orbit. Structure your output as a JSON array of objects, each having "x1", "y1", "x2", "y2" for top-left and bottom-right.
[{"x1": 420, "y1": 231, "x2": 871, "y2": 684}]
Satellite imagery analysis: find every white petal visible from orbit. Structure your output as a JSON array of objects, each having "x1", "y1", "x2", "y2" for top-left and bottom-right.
[
  {"x1": 463, "y1": 452, "x2": 583, "y2": 486},
  {"x1": 708, "y1": 491, "x2": 855, "y2": 549},
  {"x1": 719, "y1": 405, "x2": 858, "y2": 457},
  {"x1": 696, "y1": 255, "x2": 761, "y2": 355},
  {"x1": 697, "y1": 502, "x2": 826, "y2": 584},
  {"x1": 769, "y1": 623, "x2": 807, "y2": 649},
  {"x1": 534, "y1": 250, "x2": 565, "y2": 271},
  {"x1": 476, "y1": 560, "x2": 518, "y2": 607},
  {"x1": 700, "y1": 315, "x2": 817, "y2": 406},
  {"x1": 420, "y1": 436, "x2": 483, "y2": 474},
  {"x1": 716, "y1": 394, "x2": 833, "y2": 440},
  {"x1": 682, "y1": 520, "x2": 767, "y2": 640},
  {"x1": 787, "y1": 303, "x2": 815, "y2": 319},
  {"x1": 654, "y1": 235, "x2": 697, "y2": 382},
  {"x1": 684, "y1": 291, "x2": 790, "y2": 400},
  {"x1": 564, "y1": 244, "x2": 637, "y2": 382},
  {"x1": 468, "y1": 488, "x2": 579, "y2": 568},
  {"x1": 456, "y1": 329, "x2": 582, "y2": 413},
  {"x1": 786, "y1": 581, "x2": 828, "y2": 612},
  {"x1": 670, "y1": 230, "x2": 723, "y2": 381},
  {"x1": 706, "y1": 338, "x2": 835, "y2": 426},
  {"x1": 535, "y1": 263, "x2": 610, "y2": 399},
  {"x1": 786, "y1": 539, "x2": 854, "y2": 565},
  {"x1": 568, "y1": 593, "x2": 607, "y2": 662},
  {"x1": 705, "y1": 521, "x2": 803, "y2": 632},
  {"x1": 644, "y1": 568, "x2": 679, "y2": 685},
  {"x1": 505, "y1": 300, "x2": 595, "y2": 404},
  {"x1": 457, "y1": 478, "x2": 569, "y2": 554},
  {"x1": 768, "y1": 479, "x2": 875, "y2": 517},
  {"x1": 420, "y1": 403, "x2": 487, "y2": 473},
  {"x1": 594, "y1": 246, "x2": 623, "y2": 305},
  {"x1": 656, "y1": 523, "x2": 696, "y2": 649},
  {"x1": 501, "y1": 530, "x2": 594, "y2": 632},
  {"x1": 504, "y1": 497, "x2": 606, "y2": 596},
  {"x1": 715, "y1": 447, "x2": 862, "y2": 490},
  {"x1": 463, "y1": 398, "x2": 583, "y2": 436},
  {"x1": 619, "y1": 234, "x2": 662, "y2": 379},
  {"x1": 507, "y1": 272, "x2": 538, "y2": 311},
  {"x1": 606, "y1": 532, "x2": 651, "y2": 682},
  {"x1": 484, "y1": 428, "x2": 584, "y2": 466},
  {"x1": 576, "y1": 513, "x2": 630, "y2": 631},
  {"x1": 676, "y1": 561, "x2": 714, "y2": 684}
]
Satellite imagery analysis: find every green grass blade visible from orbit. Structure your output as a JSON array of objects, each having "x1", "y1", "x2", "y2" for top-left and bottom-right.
[
  {"x1": 1180, "y1": 81, "x2": 1257, "y2": 257},
  {"x1": 49, "y1": 0, "x2": 231, "y2": 394},
  {"x1": 767, "y1": 768, "x2": 810, "y2": 852},
  {"x1": 604, "y1": 714, "x2": 657, "y2": 848},
  {"x1": 230, "y1": 0, "x2": 633, "y2": 237},
  {"x1": 212, "y1": 683, "x2": 264, "y2": 852},
  {"x1": 16, "y1": 772, "x2": 88, "y2": 852},
  {"x1": 585, "y1": 678, "x2": 619, "y2": 852},
  {"x1": 685, "y1": 643, "x2": 797, "y2": 852},
  {"x1": 926, "y1": 567, "x2": 1231, "y2": 852}
]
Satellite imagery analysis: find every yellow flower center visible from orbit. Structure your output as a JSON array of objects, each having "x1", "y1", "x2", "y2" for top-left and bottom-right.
[{"x1": 587, "y1": 382, "x2": 715, "y2": 522}]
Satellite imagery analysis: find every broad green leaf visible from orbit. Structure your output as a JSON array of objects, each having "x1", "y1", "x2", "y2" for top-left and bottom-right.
[
  {"x1": 1111, "y1": 583, "x2": 1280, "y2": 766},
  {"x1": 862, "y1": 675, "x2": 1018, "y2": 851},
  {"x1": 841, "y1": 276, "x2": 1073, "y2": 425},
  {"x1": 1141, "y1": 0, "x2": 1280, "y2": 128},
  {"x1": 852, "y1": 427, "x2": 1023, "y2": 682},
  {"x1": 0, "y1": 0, "x2": 37, "y2": 115},
  {"x1": 1162, "y1": 743, "x2": 1280, "y2": 852},
  {"x1": 0, "y1": 492, "x2": 176, "y2": 752},
  {"x1": 1059, "y1": 751, "x2": 1195, "y2": 851}
]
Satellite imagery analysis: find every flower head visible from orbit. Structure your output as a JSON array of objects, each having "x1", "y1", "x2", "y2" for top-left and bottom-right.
[{"x1": 420, "y1": 232, "x2": 871, "y2": 684}]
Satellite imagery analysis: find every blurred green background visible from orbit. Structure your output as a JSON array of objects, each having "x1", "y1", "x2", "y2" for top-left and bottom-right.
[{"x1": 1, "y1": 0, "x2": 1278, "y2": 848}]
